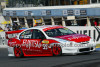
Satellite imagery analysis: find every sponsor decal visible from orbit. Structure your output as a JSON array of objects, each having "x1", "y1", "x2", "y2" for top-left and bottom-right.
[
  {"x1": 42, "y1": 44, "x2": 48, "y2": 50},
  {"x1": 63, "y1": 10, "x2": 87, "y2": 16},
  {"x1": 64, "y1": 28, "x2": 68, "y2": 30},
  {"x1": 9, "y1": 42, "x2": 16, "y2": 45},
  {"x1": 75, "y1": 10, "x2": 80, "y2": 15},
  {"x1": 55, "y1": 34, "x2": 90, "y2": 42},
  {"x1": 67, "y1": 10, "x2": 74, "y2": 15},
  {"x1": 42, "y1": 40, "x2": 49, "y2": 44},
  {"x1": 63, "y1": 10, "x2": 68, "y2": 15},
  {"x1": 46, "y1": 10, "x2": 51, "y2": 15},
  {"x1": 22, "y1": 40, "x2": 41, "y2": 49},
  {"x1": 80, "y1": 10, "x2": 87, "y2": 15},
  {"x1": 41, "y1": 10, "x2": 51, "y2": 15}
]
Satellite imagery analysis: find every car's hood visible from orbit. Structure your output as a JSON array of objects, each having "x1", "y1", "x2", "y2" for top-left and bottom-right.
[{"x1": 54, "y1": 34, "x2": 91, "y2": 43}]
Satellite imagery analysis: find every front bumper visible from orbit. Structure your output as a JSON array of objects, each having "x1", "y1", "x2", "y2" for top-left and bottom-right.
[{"x1": 62, "y1": 46, "x2": 96, "y2": 55}]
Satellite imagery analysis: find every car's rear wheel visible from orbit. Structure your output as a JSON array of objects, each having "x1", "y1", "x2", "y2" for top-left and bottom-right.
[
  {"x1": 14, "y1": 46, "x2": 23, "y2": 58},
  {"x1": 52, "y1": 44, "x2": 62, "y2": 56}
]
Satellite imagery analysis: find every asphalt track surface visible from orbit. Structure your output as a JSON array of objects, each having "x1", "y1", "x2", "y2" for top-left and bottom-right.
[{"x1": 0, "y1": 48, "x2": 100, "y2": 67}]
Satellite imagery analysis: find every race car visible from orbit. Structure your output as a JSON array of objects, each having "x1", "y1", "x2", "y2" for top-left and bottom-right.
[{"x1": 6, "y1": 25, "x2": 96, "y2": 57}]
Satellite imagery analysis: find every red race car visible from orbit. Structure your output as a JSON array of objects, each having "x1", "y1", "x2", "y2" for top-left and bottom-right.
[{"x1": 6, "y1": 25, "x2": 96, "y2": 58}]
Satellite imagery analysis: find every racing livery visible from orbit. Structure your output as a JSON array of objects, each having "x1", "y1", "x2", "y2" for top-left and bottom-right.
[{"x1": 6, "y1": 25, "x2": 96, "y2": 57}]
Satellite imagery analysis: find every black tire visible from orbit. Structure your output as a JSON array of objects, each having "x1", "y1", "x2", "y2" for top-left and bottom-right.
[
  {"x1": 52, "y1": 44, "x2": 62, "y2": 56},
  {"x1": 14, "y1": 46, "x2": 24, "y2": 58}
]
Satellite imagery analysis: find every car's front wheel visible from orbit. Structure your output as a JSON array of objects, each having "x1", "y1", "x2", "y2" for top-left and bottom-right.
[
  {"x1": 14, "y1": 46, "x2": 23, "y2": 58},
  {"x1": 52, "y1": 44, "x2": 62, "y2": 56}
]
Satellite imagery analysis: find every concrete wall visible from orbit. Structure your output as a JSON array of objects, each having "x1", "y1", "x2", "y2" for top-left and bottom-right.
[{"x1": 0, "y1": 16, "x2": 5, "y2": 29}]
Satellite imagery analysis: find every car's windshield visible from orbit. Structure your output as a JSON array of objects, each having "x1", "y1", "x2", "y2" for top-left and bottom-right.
[{"x1": 45, "y1": 28, "x2": 76, "y2": 37}]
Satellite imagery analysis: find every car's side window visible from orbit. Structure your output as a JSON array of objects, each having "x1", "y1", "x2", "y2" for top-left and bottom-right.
[
  {"x1": 19, "y1": 29, "x2": 33, "y2": 39},
  {"x1": 32, "y1": 29, "x2": 46, "y2": 39},
  {"x1": 45, "y1": 29, "x2": 56, "y2": 37}
]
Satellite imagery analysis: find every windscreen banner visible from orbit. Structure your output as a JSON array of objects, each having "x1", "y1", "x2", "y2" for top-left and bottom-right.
[{"x1": 67, "y1": 26, "x2": 100, "y2": 44}]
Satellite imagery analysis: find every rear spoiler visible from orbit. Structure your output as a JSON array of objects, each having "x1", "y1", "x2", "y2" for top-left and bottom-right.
[{"x1": 5, "y1": 30, "x2": 24, "y2": 39}]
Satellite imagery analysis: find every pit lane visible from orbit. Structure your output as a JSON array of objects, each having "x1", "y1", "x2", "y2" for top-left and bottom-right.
[{"x1": 0, "y1": 48, "x2": 100, "y2": 67}]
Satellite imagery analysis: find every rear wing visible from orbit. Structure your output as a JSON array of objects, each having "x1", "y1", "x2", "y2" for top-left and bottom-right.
[{"x1": 5, "y1": 30, "x2": 24, "y2": 39}]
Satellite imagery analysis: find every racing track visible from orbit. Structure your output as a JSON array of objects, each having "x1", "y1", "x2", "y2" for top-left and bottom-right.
[{"x1": 0, "y1": 48, "x2": 100, "y2": 67}]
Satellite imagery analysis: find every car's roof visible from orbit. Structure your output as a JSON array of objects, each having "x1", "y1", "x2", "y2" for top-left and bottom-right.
[{"x1": 29, "y1": 25, "x2": 64, "y2": 31}]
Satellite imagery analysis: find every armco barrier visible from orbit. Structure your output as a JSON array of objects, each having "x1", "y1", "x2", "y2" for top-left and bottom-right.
[{"x1": 0, "y1": 32, "x2": 8, "y2": 48}]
